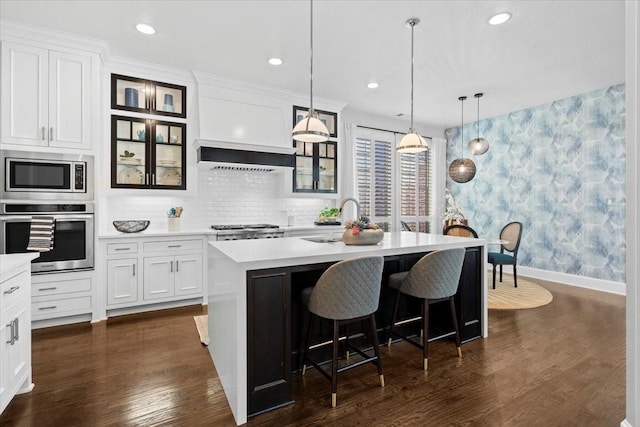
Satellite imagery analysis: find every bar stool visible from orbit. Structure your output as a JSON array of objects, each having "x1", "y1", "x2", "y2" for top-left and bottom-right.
[
  {"x1": 300, "y1": 256, "x2": 385, "y2": 408},
  {"x1": 387, "y1": 248, "x2": 466, "y2": 370}
]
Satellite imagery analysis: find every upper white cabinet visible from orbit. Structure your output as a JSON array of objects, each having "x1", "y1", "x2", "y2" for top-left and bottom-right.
[{"x1": 1, "y1": 41, "x2": 94, "y2": 150}]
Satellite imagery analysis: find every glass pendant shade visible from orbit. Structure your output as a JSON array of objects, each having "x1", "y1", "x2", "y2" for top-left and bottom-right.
[
  {"x1": 468, "y1": 137, "x2": 489, "y2": 155},
  {"x1": 292, "y1": 114, "x2": 330, "y2": 142},
  {"x1": 468, "y1": 92, "x2": 489, "y2": 155},
  {"x1": 292, "y1": 0, "x2": 329, "y2": 143},
  {"x1": 396, "y1": 18, "x2": 427, "y2": 154},
  {"x1": 397, "y1": 132, "x2": 428, "y2": 153},
  {"x1": 449, "y1": 158, "x2": 476, "y2": 183}
]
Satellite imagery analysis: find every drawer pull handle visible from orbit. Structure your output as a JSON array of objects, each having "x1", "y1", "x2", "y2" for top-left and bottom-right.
[
  {"x1": 5, "y1": 320, "x2": 15, "y2": 345},
  {"x1": 38, "y1": 287, "x2": 57, "y2": 291},
  {"x1": 3, "y1": 286, "x2": 20, "y2": 294},
  {"x1": 176, "y1": 260, "x2": 179, "y2": 272},
  {"x1": 14, "y1": 318, "x2": 19, "y2": 342},
  {"x1": 115, "y1": 248, "x2": 131, "y2": 251},
  {"x1": 168, "y1": 245, "x2": 182, "y2": 248},
  {"x1": 38, "y1": 306, "x2": 57, "y2": 310}
]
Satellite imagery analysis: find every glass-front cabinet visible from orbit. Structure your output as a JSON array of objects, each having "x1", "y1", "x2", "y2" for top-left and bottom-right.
[
  {"x1": 111, "y1": 116, "x2": 186, "y2": 189},
  {"x1": 111, "y1": 74, "x2": 186, "y2": 119},
  {"x1": 293, "y1": 140, "x2": 337, "y2": 193}
]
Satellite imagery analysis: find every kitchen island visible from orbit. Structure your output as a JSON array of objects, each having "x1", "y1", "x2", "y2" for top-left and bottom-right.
[{"x1": 207, "y1": 231, "x2": 487, "y2": 425}]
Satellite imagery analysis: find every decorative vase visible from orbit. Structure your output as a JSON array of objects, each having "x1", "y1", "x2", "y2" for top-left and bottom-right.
[{"x1": 342, "y1": 228, "x2": 384, "y2": 245}]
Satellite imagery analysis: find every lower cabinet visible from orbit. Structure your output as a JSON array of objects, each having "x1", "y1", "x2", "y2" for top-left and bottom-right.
[
  {"x1": 1, "y1": 257, "x2": 34, "y2": 415},
  {"x1": 102, "y1": 235, "x2": 205, "y2": 315},
  {"x1": 247, "y1": 269, "x2": 292, "y2": 417},
  {"x1": 31, "y1": 270, "x2": 94, "y2": 324}
]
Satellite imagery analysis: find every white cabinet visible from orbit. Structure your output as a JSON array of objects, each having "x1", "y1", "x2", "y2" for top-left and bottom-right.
[
  {"x1": 106, "y1": 258, "x2": 138, "y2": 306},
  {"x1": 1, "y1": 254, "x2": 36, "y2": 415},
  {"x1": 102, "y1": 235, "x2": 206, "y2": 316},
  {"x1": 31, "y1": 270, "x2": 94, "y2": 324},
  {"x1": 1, "y1": 41, "x2": 93, "y2": 150}
]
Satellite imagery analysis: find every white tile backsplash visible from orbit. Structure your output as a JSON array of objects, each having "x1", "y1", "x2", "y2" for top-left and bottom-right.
[{"x1": 104, "y1": 169, "x2": 333, "y2": 232}]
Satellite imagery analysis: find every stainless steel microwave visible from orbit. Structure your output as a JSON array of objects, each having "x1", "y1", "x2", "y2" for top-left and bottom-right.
[{"x1": 1, "y1": 150, "x2": 94, "y2": 201}]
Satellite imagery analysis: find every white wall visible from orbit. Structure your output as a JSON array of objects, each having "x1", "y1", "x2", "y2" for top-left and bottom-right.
[{"x1": 341, "y1": 107, "x2": 445, "y2": 138}]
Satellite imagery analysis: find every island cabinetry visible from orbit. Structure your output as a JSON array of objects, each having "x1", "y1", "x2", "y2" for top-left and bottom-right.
[
  {"x1": 1, "y1": 254, "x2": 37, "y2": 415},
  {"x1": 102, "y1": 235, "x2": 205, "y2": 316},
  {"x1": 455, "y1": 247, "x2": 482, "y2": 342},
  {"x1": 1, "y1": 41, "x2": 94, "y2": 150},
  {"x1": 247, "y1": 269, "x2": 292, "y2": 417}
]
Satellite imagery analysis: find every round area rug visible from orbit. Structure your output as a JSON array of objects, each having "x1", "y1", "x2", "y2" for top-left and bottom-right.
[{"x1": 488, "y1": 275, "x2": 553, "y2": 310}]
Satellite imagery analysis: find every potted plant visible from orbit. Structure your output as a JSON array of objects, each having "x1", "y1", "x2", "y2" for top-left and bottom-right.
[
  {"x1": 317, "y1": 207, "x2": 340, "y2": 223},
  {"x1": 342, "y1": 216, "x2": 384, "y2": 245}
]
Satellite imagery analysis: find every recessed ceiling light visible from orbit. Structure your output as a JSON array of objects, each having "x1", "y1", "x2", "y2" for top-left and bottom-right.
[
  {"x1": 488, "y1": 12, "x2": 511, "y2": 26},
  {"x1": 268, "y1": 58, "x2": 283, "y2": 66},
  {"x1": 367, "y1": 82, "x2": 379, "y2": 89},
  {"x1": 136, "y1": 23, "x2": 156, "y2": 35}
]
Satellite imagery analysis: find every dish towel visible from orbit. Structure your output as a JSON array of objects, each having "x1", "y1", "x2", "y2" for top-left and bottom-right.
[{"x1": 26, "y1": 216, "x2": 55, "y2": 252}]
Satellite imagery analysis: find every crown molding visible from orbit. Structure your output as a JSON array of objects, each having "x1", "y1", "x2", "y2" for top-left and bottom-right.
[{"x1": 0, "y1": 18, "x2": 108, "y2": 59}]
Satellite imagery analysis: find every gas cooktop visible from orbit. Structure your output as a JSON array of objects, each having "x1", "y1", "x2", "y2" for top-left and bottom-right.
[{"x1": 210, "y1": 224, "x2": 280, "y2": 230}]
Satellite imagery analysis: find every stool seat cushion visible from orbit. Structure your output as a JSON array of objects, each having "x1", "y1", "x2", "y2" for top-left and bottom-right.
[
  {"x1": 388, "y1": 271, "x2": 408, "y2": 290},
  {"x1": 487, "y1": 252, "x2": 514, "y2": 264}
]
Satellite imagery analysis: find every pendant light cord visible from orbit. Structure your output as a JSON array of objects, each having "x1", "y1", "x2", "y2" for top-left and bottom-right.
[
  {"x1": 409, "y1": 20, "x2": 415, "y2": 133},
  {"x1": 459, "y1": 96, "x2": 466, "y2": 158},
  {"x1": 309, "y1": 0, "x2": 315, "y2": 115}
]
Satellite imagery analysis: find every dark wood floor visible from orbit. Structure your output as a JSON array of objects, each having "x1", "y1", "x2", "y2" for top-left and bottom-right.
[{"x1": 1, "y1": 278, "x2": 625, "y2": 427}]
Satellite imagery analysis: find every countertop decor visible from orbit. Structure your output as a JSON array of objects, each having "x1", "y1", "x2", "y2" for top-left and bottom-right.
[
  {"x1": 342, "y1": 216, "x2": 383, "y2": 245},
  {"x1": 113, "y1": 220, "x2": 150, "y2": 233}
]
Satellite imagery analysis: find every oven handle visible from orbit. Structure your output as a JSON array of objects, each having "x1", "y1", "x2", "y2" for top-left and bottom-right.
[{"x1": 0, "y1": 214, "x2": 94, "y2": 221}]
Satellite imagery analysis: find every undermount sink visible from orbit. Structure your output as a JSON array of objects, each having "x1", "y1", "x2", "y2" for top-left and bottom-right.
[{"x1": 301, "y1": 235, "x2": 343, "y2": 243}]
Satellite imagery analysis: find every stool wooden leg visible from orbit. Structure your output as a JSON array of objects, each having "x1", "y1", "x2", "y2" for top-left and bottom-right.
[
  {"x1": 344, "y1": 322, "x2": 350, "y2": 361},
  {"x1": 301, "y1": 313, "x2": 316, "y2": 375},
  {"x1": 387, "y1": 290, "x2": 401, "y2": 348},
  {"x1": 449, "y1": 296, "x2": 462, "y2": 358},
  {"x1": 369, "y1": 314, "x2": 384, "y2": 387},
  {"x1": 331, "y1": 319, "x2": 339, "y2": 408},
  {"x1": 422, "y1": 299, "x2": 429, "y2": 370}
]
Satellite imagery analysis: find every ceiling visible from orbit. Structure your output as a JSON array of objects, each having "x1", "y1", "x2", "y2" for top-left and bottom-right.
[{"x1": 0, "y1": 0, "x2": 626, "y2": 130}]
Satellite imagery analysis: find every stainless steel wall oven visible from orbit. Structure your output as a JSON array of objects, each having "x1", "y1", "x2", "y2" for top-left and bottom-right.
[{"x1": 0, "y1": 203, "x2": 94, "y2": 273}]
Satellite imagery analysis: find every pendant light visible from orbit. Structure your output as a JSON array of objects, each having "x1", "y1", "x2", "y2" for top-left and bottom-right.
[
  {"x1": 292, "y1": 0, "x2": 330, "y2": 143},
  {"x1": 449, "y1": 96, "x2": 477, "y2": 183},
  {"x1": 396, "y1": 18, "x2": 428, "y2": 153},
  {"x1": 468, "y1": 92, "x2": 489, "y2": 155}
]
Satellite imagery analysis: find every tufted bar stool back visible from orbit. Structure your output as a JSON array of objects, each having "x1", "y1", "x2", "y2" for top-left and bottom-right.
[{"x1": 300, "y1": 255, "x2": 385, "y2": 408}]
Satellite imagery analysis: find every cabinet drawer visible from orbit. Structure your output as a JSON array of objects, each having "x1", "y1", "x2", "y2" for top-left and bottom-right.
[
  {"x1": 1, "y1": 270, "x2": 29, "y2": 311},
  {"x1": 107, "y1": 242, "x2": 139, "y2": 255},
  {"x1": 32, "y1": 296, "x2": 92, "y2": 319},
  {"x1": 143, "y1": 239, "x2": 202, "y2": 253},
  {"x1": 32, "y1": 278, "x2": 91, "y2": 297}
]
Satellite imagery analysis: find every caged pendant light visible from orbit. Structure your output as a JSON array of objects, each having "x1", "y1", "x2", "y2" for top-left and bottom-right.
[
  {"x1": 292, "y1": 0, "x2": 330, "y2": 143},
  {"x1": 396, "y1": 18, "x2": 428, "y2": 153},
  {"x1": 468, "y1": 92, "x2": 489, "y2": 155},
  {"x1": 449, "y1": 96, "x2": 477, "y2": 183}
]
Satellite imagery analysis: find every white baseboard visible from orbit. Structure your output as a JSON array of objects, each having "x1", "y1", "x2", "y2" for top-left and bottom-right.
[
  {"x1": 489, "y1": 265, "x2": 626, "y2": 296},
  {"x1": 621, "y1": 419, "x2": 633, "y2": 427}
]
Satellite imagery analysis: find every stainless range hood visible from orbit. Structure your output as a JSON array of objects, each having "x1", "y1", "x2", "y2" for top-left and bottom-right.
[{"x1": 194, "y1": 139, "x2": 295, "y2": 172}]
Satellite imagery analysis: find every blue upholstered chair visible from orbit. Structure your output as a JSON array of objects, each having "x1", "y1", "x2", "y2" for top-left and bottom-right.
[
  {"x1": 387, "y1": 248, "x2": 466, "y2": 370},
  {"x1": 488, "y1": 221, "x2": 523, "y2": 289},
  {"x1": 300, "y1": 256, "x2": 385, "y2": 408}
]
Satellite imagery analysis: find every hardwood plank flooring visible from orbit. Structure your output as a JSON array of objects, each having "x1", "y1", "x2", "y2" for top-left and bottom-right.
[{"x1": 1, "y1": 278, "x2": 625, "y2": 426}]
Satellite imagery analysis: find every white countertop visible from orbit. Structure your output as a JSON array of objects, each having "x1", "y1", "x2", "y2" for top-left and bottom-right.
[
  {"x1": 210, "y1": 231, "x2": 484, "y2": 270},
  {"x1": 0, "y1": 253, "x2": 39, "y2": 276}
]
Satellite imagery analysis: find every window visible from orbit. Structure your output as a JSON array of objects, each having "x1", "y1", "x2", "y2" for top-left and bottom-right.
[{"x1": 355, "y1": 129, "x2": 433, "y2": 232}]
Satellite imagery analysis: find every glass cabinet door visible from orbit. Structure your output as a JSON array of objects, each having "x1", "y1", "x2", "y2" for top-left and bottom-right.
[
  {"x1": 293, "y1": 141, "x2": 337, "y2": 193},
  {"x1": 111, "y1": 74, "x2": 186, "y2": 119},
  {"x1": 152, "y1": 121, "x2": 185, "y2": 189},
  {"x1": 112, "y1": 75, "x2": 149, "y2": 113},
  {"x1": 112, "y1": 116, "x2": 147, "y2": 188}
]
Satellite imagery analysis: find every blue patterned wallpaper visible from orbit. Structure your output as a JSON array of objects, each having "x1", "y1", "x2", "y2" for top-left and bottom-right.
[{"x1": 445, "y1": 84, "x2": 626, "y2": 282}]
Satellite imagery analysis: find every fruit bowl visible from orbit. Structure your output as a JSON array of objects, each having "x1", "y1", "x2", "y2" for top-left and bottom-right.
[{"x1": 113, "y1": 220, "x2": 150, "y2": 233}]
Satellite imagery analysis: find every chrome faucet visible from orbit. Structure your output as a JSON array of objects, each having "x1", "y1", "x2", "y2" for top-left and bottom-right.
[{"x1": 338, "y1": 197, "x2": 360, "y2": 219}]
